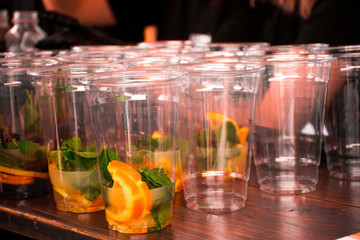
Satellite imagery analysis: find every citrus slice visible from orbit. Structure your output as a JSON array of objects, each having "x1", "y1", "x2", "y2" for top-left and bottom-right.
[
  {"x1": 151, "y1": 130, "x2": 163, "y2": 139},
  {"x1": 237, "y1": 126, "x2": 250, "y2": 144},
  {"x1": 157, "y1": 157, "x2": 172, "y2": 176},
  {"x1": 207, "y1": 112, "x2": 250, "y2": 144},
  {"x1": 0, "y1": 165, "x2": 49, "y2": 179},
  {"x1": 52, "y1": 185, "x2": 91, "y2": 205},
  {"x1": 227, "y1": 144, "x2": 248, "y2": 174},
  {"x1": 0, "y1": 172, "x2": 34, "y2": 185},
  {"x1": 106, "y1": 161, "x2": 152, "y2": 224},
  {"x1": 206, "y1": 112, "x2": 239, "y2": 131}
]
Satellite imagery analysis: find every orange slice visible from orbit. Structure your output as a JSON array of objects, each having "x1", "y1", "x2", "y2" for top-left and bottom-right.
[
  {"x1": 227, "y1": 144, "x2": 248, "y2": 174},
  {"x1": 106, "y1": 161, "x2": 152, "y2": 224},
  {"x1": 151, "y1": 130, "x2": 163, "y2": 139},
  {"x1": 207, "y1": 112, "x2": 250, "y2": 144},
  {"x1": 0, "y1": 172, "x2": 34, "y2": 185},
  {"x1": 157, "y1": 157, "x2": 172, "y2": 176},
  {"x1": 206, "y1": 112, "x2": 239, "y2": 131},
  {"x1": 0, "y1": 165, "x2": 49, "y2": 179},
  {"x1": 237, "y1": 126, "x2": 250, "y2": 144}
]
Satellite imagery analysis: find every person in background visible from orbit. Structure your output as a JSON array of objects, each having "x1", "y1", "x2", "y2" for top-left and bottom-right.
[{"x1": 36, "y1": 0, "x2": 360, "y2": 47}]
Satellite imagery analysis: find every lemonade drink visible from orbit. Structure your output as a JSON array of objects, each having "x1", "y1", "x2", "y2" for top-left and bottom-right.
[
  {"x1": 47, "y1": 136, "x2": 104, "y2": 212},
  {"x1": 101, "y1": 160, "x2": 174, "y2": 234}
]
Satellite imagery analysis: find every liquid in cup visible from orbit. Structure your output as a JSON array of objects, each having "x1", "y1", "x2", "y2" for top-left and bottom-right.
[
  {"x1": 0, "y1": 58, "x2": 57, "y2": 199},
  {"x1": 324, "y1": 45, "x2": 360, "y2": 180},
  {"x1": 86, "y1": 70, "x2": 182, "y2": 233},
  {"x1": 179, "y1": 62, "x2": 262, "y2": 213},
  {"x1": 28, "y1": 64, "x2": 123, "y2": 212},
  {"x1": 248, "y1": 54, "x2": 334, "y2": 194}
]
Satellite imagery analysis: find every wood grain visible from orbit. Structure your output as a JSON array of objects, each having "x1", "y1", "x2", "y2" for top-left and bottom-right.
[{"x1": 0, "y1": 162, "x2": 359, "y2": 240}]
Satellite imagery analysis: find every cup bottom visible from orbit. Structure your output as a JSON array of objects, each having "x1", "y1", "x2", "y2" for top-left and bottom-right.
[
  {"x1": 107, "y1": 218, "x2": 172, "y2": 234},
  {"x1": 257, "y1": 164, "x2": 318, "y2": 194},
  {"x1": 55, "y1": 204, "x2": 105, "y2": 213},
  {"x1": 53, "y1": 189, "x2": 104, "y2": 213},
  {"x1": 0, "y1": 178, "x2": 50, "y2": 199},
  {"x1": 184, "y1": 172, "x2": 248, "y2": 213},
  {"x1": 55, "y1": 203, "x2": 104, "y2": 213},
  {"x1": 329, "y1": 170, "x2": 360, "y2": 181},
  {"x1": 326, "y1": 150, "x2": 360, "y2": 180}
]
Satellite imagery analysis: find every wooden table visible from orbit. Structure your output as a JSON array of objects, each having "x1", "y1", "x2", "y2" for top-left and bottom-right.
[{"x1": 0, "y1": 161, "x2": 359, "y2": 240}]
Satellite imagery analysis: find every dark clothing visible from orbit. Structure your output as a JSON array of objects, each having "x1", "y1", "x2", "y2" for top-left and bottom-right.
[
  {"x1": 108, "y1": 0, "x2": 360, "y2": 46},
  {"x1": 261, "y1": 0, "x2": 360, "y2": 46}
]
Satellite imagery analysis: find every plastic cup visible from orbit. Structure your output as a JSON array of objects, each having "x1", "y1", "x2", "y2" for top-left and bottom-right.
[
  {"x1": 263, "y1": 43, "x2": 329, "y2": 55},
  {"x1": 324, "y1": 45, "x2": 360, "y2": 180},
  {"x1": 179, "y1": 62, "x2": 263, "y2": 213},
  {"x1": 0, "y1": 58, "x2": 58, "y2": 199},
  {"x1": 248, "y1": 54, "x2": 335, "y2": 194},
  {"x1": 28, "y1": 63, "x2": 124, "y2": 212},
  {"x1": 57, "y1": 50, "x2": 139, "y2": 64},
  {"x1": 86, "y1": 69, "x2": 182, "y2": 233}
]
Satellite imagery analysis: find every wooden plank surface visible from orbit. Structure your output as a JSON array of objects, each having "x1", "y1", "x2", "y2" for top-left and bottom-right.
[{"x1": 0, "y1": 163, "x2": 359, "y2": 240}]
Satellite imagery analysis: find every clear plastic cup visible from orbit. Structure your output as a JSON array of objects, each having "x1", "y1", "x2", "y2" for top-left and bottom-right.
[
  {"x1": 246, "y1": 54, "x2": 335, "y2": 194},
  {"x1": 86, "y1": 69, "x2": 183, "y2": 233},
  {"x1": 208, "y1": 42, "x2": 269, "y2": 51},
  {"x1": 28, "y1": 63, "x2": 124, "y2": 212},
  {"x1": 0, "y1": 57, "x2": 58, "y2": 199},
  {"x1": 324, "y1": 45, "x2": 360, "y2": 180},
  {"x1": 179, "y1": 62, "x2": 263, "y2": 213},
  {"x1": 57, "y1": 50, "x2": 139, "y2": 64},
  {"x1": 263, "y1": 43, "x2": 329, "y2": 55}
]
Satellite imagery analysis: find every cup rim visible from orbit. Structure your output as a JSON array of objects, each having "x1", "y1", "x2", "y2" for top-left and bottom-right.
[
  {"x1": 241, "y1": 53, "x2": 335, "y2": 64},
  {"x1": 84, "y1": 69, "x2": 184, "y2": 87},
  {"x1": 181, "y1": 62, "x2": 264, "y2": 75},
  {"x1": 27, "y1": 63, "x2": 126, "y2": 78},
  {"x1": 327, "y1": 45, "x2": 360, "y2": 56},
  {"x1": 0, "y1": 58, "x2": 59, "y2": 73}
]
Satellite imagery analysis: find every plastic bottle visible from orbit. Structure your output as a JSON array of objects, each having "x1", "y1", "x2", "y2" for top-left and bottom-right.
[
  {"x1": 5, "y1": 10, "x2": 47, "y2": 52},
  {"x1": 0, "y1": 9, "x2": 9, "y2": 52}
]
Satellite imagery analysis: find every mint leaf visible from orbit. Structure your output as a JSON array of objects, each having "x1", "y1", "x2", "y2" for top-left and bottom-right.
[
  {"x1": 22, "y1": 89, "x2": 41, "y2": 135},
  {"x1": 6, "y1": 140, "x2": 18, "y2": 149},
  {"x1": 129, "y1": 149, "x2": 153, "y2": 164},
  {"x1": 76, "y1": 151, "x2": 97, "y2": 159},
  {"x1": 151, "y1": 199, "x2": 172, "y2": 230},
  {"x1": 139, "y1": 135, "x2": 159, "y2": 152},
  {"x1": 0, "y1": 151, "x2": 25, "y2": 169},
  {"x1": 18, "y1": 139, "x2": 40, "y2": 155},
  {"x1": 76, "y1": 151, "x2": 97, "y2": 170},
  {"x1": 137, "y1": 167, "x2": 172, "y2": 190},
  {"x1": 157, "y1": 136, "x2": 174, "y2": 152},
  {"x1": 61, "y1": 136, "x2": 81, "y2": 151},
  {"x1": 217, "y1": 121, "x2": 240, "y2": 146},
  {"x1": 99, "y1": 148, "x2": 121, "y2": 187},
  {"x1": 81, "y1": 144, "x2": 95, "y2": 152},
  {"x1": 81, "y1": 186, "x2": 101, "y2": 201}
]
